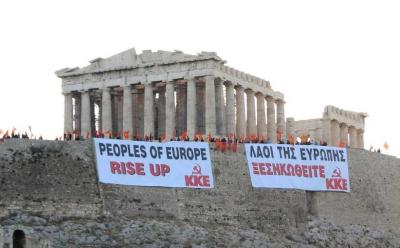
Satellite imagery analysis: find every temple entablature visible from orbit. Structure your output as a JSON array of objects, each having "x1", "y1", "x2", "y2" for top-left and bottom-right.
[
  {"x1": 323, "y1": 105, "x2": 368, "y2": 130},
  {"x1": 57, "y1": 48, "x2": 279, "y2": 99}
]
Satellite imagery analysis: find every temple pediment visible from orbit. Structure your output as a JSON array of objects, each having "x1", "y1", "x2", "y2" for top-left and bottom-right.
[{"x1": 56, "y1": 48, "x2": 223, "y2": 77}]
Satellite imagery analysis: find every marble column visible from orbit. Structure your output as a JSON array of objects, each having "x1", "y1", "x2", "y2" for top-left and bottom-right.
[
  {"x1": 349, "y1": 126, "x2": 358, "y2": 148},
  {"x1": 286, "y1": 117, "x2": 295, "y2": 140},
  {"x1": 215, "y1": 79, "x2": 226, "y2": 136},
  {"x1": 276, "y1": 100, "x2": 286, "y2": 141},
  {"x1": 330, "y1": 120, "x2": 340, "y2": 147},
  {"x1": 90, "y1": 96, "x2": 96, "y2": 136},
  {"x1": 322, "y1": 118, "x2": 331, "y2": 145},
  {"x1": 122, "y1": 85, "x2": 133, "y2": 139},
  {"x1": 205, "y1": 75, "x2": 216, "y2": 136},
  {"x1": 144, "y1": 83, "x2": 154, "y2": 138},
  {"x1": 80, "y1": 90, "x2": 91, "y2": 138},
  {"x1": 64, "y1": 92, "x2": 73, "y2": 135},
  {"x1": 235, "y1": 86, "x2": 246, "y2": 138},
  {"x1": 186, "y1": 78, "x2": 196, "y2": 139},
  {"x1": 165, "y1": 81, "x2": 175, "y2": 140},
  {"x1": 339, "y1": 123, "x2": 349, "y2": 146},
  {"x1": 102, "y1": 87, "x2": 112, "y2": 138},
  {"x1": 246, "y1": 89, "x2": 256, "y2": 137},
  {"x1": 357, "y1": 130, "x2": 364, "y2": 149},
  {"x1": 97, "y1": 101, "x2": 102, "y2": 132},
  {"x1": 225, "y1": 82, "x2": 235, "y2": 137},
  {"x1": 175, "y1": 83, "x2": 187, "y2": 137},
  {"x1": 266, "y1": 96, "x2": 276, "y2": 143},
  {"x1": 256, "y1": 93, "x2": 267, "y2": 139},
  {"x1": 132, "y1": 89, "x2": 144, "y2": 137},
  {"x1": 158, "y1": 86, "x2": 166, "y2": 138},
  {"x1": 74, "y1": 96, "x2": 81, "y2": 134}
]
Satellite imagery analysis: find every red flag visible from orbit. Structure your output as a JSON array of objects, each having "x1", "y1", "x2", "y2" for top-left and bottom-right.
[
  {"x1": 182, "y1": 130, "x2": 187, "y2": 141},
  {"x1": 288, "y1": 135, "x2": 296, "y2": 145},
  {"x1": 221, "y1": 142, "x2": 227, "y2": 152},
  {"x1": 232, "y1": 142, "x2": 237, "y2": 153},
  {"x1": 215, "y1": 139, "x2": 221, "y2": 151},
  {"x1": 124, "y1": 131, "x2": 129, "y2": 139},
  {"x1": 339, "y1": 140, "x2": 346, "y2": 148},
  {"x1": 383, "y1": 142, "x2": 389, "y2": 150}
]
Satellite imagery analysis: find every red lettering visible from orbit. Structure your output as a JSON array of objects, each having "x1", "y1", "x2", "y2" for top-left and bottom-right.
[
  {"x1": 252, "y1": 162, "x2": 259, "y2": 174},
  {"x1": 120, "y1": 162, "x2": 126, "y2": 174},
  {"x1": 326, "y1": 178, "x2": 348, "y2": 190},
  {"x1": 136, "y1": 163, "x2": 145, "y2": 175},
  {"x1": 272, "y1": 163, "x2": 282, "y2": 175},
  {"x1": 319, "y1": 166, "x2": 325, "y2": 178},
  {"x1": 160, "y1": 164, "x2": 170, "y2": 176},
  {"x1": 295, "y1": 165, "x2": 302, "y2": 177},
  {"x1": 110, "y1": 161, "x2": 121, "y2": 174},
  {"x1": 265, "y1": 163, "x2": 273, "y2": 175},
  {"x1": 126, "y1": 162, "x2": 135, "y2": 175},
  {"x1": 185, "y1": 175, "x2": 194, "y2": 186},
  {"x1": 202, "y1": 175, "x2": 210, "y2": 187},
  {"x1": 150, "y1": 163, "x2": 161, "y2": 176},
  {"x1": 259, "y1": 163, "x2": 266, "y2": 175},
  {"x1": 302, "y1": 165, "x2": 309, "y2": 177},
  {"x1": 184, "y1": 175, "x2": 211, "y2": 187}
]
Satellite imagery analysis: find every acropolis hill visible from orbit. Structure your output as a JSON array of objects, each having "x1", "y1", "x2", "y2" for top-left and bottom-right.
[
  {"x1": 0, "y1": 140, "x2": 399, "y2": 247},
  {"x1": 0, "y1": 48, "x2": 398, "y2": 247}
]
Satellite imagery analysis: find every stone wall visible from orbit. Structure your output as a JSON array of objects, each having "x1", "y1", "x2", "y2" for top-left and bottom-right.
[
  {"x1": 0, "y1": 140, "x2": 399, "y2": 247},
  {"x1": 0, "y1": 140, "x2": 102, "y2": 220},
  {"x1": 312, "y1": 149, "x2": 400, "y2": 232}
]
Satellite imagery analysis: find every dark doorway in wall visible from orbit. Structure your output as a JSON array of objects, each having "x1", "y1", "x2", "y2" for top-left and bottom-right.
[{"x1": 12, "y1": 230, "x2": 26, "y2": 248}]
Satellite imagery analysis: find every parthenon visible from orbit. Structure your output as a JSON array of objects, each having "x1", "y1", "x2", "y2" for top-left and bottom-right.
[
  {"x1": 287, "y1": 106, "x2": 367, "y2": 148},
  {"x1": 56, "y1": 48, "x2": 286, "y2": 141}
]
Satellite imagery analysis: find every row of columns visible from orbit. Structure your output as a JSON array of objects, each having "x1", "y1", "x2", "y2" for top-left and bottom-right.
[
  {"x1": 64, "y1": 76, "x2": 286, "y2": 142},
  {"x1": 323, "y1": 119, "x2": 364, "y2": 148}
]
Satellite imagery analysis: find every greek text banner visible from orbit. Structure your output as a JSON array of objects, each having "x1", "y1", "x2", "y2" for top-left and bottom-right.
[
  {"x1": 94, "y1": 138, "x2": 214, "y2": 188},
  {"x1": 244, "y1": 144, "x2": 350, "y2": 192}
]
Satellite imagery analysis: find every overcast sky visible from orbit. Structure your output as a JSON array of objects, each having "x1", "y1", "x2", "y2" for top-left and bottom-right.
[{"x1": 0, "y1": 0, "x2": 399, "y2": 157}]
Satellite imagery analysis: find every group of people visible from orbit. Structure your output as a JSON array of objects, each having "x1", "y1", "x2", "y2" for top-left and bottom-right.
[
  {"x1": 0, "y1": 131, "x2": 34, "y2": 142},
  {"x1": 63, "y1": 131, "x2": 330, "y2": 146}
]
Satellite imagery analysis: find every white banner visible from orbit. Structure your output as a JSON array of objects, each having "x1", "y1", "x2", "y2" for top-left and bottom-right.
[
  {"x1": 94, "y1": 138, "x2": 214, "y2": 188},
  {"x1": 245, "y1": 144, "x2": 350, "y2": 192}
]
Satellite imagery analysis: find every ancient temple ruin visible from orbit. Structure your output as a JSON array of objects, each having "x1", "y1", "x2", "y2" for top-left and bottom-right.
[
  {"x1": 56, "y1": 48, "x2": 286, "y2": 141},
  {"x1": 287, "y1": 106, "x2": 367, "y2": 148}
]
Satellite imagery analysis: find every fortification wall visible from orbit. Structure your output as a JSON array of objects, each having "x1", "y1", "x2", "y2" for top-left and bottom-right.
[
  {"x1": 0, "y1": 140, "x2": 102, "y2": 220},
  {"x1": 312, "y1": 149, "x2": 400, "y2": 232},
  {"x1": 0, "y1": 140, "x2": 399, "y2": 247}
]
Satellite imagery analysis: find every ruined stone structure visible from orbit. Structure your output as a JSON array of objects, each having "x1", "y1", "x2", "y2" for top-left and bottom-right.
[
  {"x1": 287, "y1": 106, "x2": 367, "y2": 148},
  {"x1": 56, "y1": 48, "x2": 285, "y2": 141},
  {"x1": 0, "y1": 140, "x2": 399, "y2": 247}
]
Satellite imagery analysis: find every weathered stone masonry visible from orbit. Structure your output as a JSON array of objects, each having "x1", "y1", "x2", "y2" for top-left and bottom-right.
[
  {"x1": 56, "y1": 48, "x2": 286, "y2": 141},
  {"x1": 0, "y1": 140, "x2": 400, "y2": 247},
  {"x1": 287, "y1": 106, "x2": 367, "y2": 148}
]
